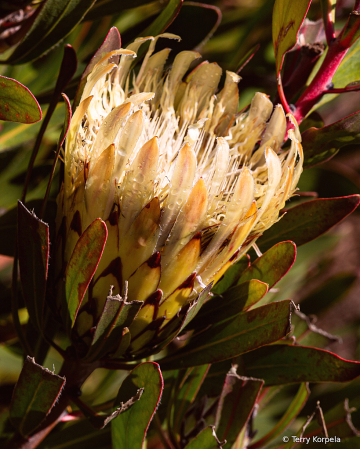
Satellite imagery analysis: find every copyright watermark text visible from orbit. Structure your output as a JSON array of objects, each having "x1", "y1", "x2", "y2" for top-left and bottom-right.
[{"x1": 283, "y1": 436, "x2": 341, "y2": 444}]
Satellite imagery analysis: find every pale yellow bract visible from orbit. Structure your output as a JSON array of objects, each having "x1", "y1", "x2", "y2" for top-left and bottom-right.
[{"x1": 56, "y1": 33, "x2": 303, "y2": 353}]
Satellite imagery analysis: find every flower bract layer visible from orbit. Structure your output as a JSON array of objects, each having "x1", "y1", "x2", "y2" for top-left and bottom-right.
[{"x1": 56, "y1": 33, "x2": 303, "y2": 357}]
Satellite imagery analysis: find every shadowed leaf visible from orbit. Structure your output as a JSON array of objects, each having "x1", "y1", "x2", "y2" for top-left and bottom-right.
[
  {"x1": 0, "y1": 76, "x2": 41, "y2": 123},
  {"x1": 160, "y1": 300, "x2": 293, "y2": 370},
  {"x1": 241, "y1": 345, "x2": 360, "y2": 385},
  {"x1": 302, "y1": 110, "x2": 360, "y2": 167},
  {"x1": 10, "y1": 356, "x2": 65, "y2": 437},
  {"x1": 112, "y1": 362, "x2": 163, "y2": 449},
  {"x1": 6, "y1": 0, "x2": 96, "y2": 64},
  {"x1": 189, "y1": 280, "x2": 268, "y2": 330},
  {"x1": 257, "y1": 196, "x2": 360, "y2": 252},
  {"x1": 65, "y1": 218, "x2": 107, "y2": 330},
  {"x1": 215, "y1": 372, "x2": 263, "y2": 448},
  {"x1": 17, "y1": 201, "x2": 49, "y2": 330},
  {"x1": 212, "y1": 255, "x2": 250, "y2": 295}
]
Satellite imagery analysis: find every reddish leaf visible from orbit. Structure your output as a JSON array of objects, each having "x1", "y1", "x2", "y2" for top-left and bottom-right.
[
  {"x1": 242, "y1": 345, "x2": 360, "y2": 385},
  {"x1": 10, "y1": 356, "x2": 65, "y2": 437},
  {"x1": 17, "y1": 201, "x2": 49, "y2": 330},
  {"x1": 112, "y1": 362, "x2": 163, "y2": 449},
  {"x1": 215, "y1": 372, "x2": 263, "y2": 448},
  {"x1": 237, "y1": 241, "x2": 297, "y2": 289},
  {"x1": 64, "y1": 218, "x2": 107, "y2": 330},
  {"x1": 257, "y1": 195, "x2": 360, "y2": 252},
  {"x1": 0, "y1": 75, "x2": 41, "y2": 123},
  {"x1": 160, "y1": 300, "x2": 293, "y2": 370},
  {"x1": 302, "y1": 110, "x2": 360, "y2": 167}
]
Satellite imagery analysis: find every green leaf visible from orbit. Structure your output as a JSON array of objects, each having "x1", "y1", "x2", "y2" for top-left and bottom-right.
[
  {"x1": 73, "y1": 26, "x2": 121, "y2": 108},
  {"x1": 211, "y1": 255, "x2": 250, "y2": 295},
  {"x1": 17, "y1": 201, "x2": 49, "y2": 331},
  {"x1": 172, "y1": 365, "x2": 211, "y2": 438},
  {"x1": 184, "y1": 426, "x2": 224, "y2": 449},
  {"x1": 160, "y1": 300, "x2": 293, "y2": 370},
  {"x1": 0, "y1": 76, "x2": 42, "y2": 123},
  {"x1": 85, "y1": 295, "x2": 142, "y2": 362},
  {"x1": 302, "y1": 110, "x2": 360, "y2": 167},
  {"x1": 163, "y1": 2, "x2": 221, "y2": 52},
  {"x1": 140, "y1": 0, "x2": 183, "y2": 39},
  {"x1": 64, "y1": 218, "x2": 108, "y2": 330},
  {"x1": 238, "y1": 241, "x2": 296, "y2": 289},
  {"x1": 241, "y1": 345, "x2": 360, "y2": 385},
  {"x1": 272, "y1": 0, "x2": 312, "y2": 73},
  {"x1": 112, "y1": 362, "x2": 163, "y2": 449},
  {"x1": 189, "y1": 280, "x2": 268, "y2": 330},
  {"x1": 9, "y1": 356, "x2": 66, "y2": 437},
  {"x1": 257, "y1": 195, "x2": 360, "y2": 252},
  {"x1": 180, "y1": 282, "x2": 213, "y2": 332},
  {"x1": 248, "y1": 383, "x2": 310, "y2": 449},
  {"x1": 215, "y1": 373, "x2": 263, "y2": 448},
  {"x1": 6, "y1": 0, "x2": 96, "y2": 65},
  {"x1": 0, "y1": 200, "x2": 56, "y2": 258}
]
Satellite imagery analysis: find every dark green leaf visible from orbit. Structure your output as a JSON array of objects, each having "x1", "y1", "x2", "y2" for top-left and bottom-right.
[
  {"x1": 172, "y1": 365, "x2": 211, "y2": 437},
  {"x1": 73, "y1": 26, "x2": 121, "y2": 108},
  {"x1": 248, "y1": 383, "x2": 310, "y2": 449},
  {"x1": 237, "y1": 241, "x2": 296, "y2": 289},
  {"x1": 272, "y1": 0, "x2": 312, "y2": 73},
  {"x1": 161, "y1": 2, "x2": 221, "y2": 52},
  {"x1": 64, "y1": 218, "x2": 107, "y2": 330},
  {"x1": 9, "y1": 356, "x2": 65, "y2": 437},
  {"x1": 0, "y1": 76, "x2": 42, "y2": 123},
  {"x1": 257, "y1": 195, "x2": 360, "y2": 252},
  {"x1": 215, "y1": 373, "x2": 263, "y2": 448},
  {"x1": 302, "y1": 110, "x2": 360, "y2": 167},
  {"x1": 0, "y1": 200, "x2": 56, "y2": 258},
  {"x1": 85, "y1": 295, "x2": 142, "y2": 362},
  {"x1": 180, "y1": 282, "x2": 213, "y2": 332},
  {"x1": 140, "y1": 0, "x2": 183, "y2": 40},
  {"x1": 242, "y1": 345, "x2": 360, "y2": 385},
  {"x1": 189, "y1": 280, "x2": 268, "y2": 330},
  {"x1": 112, "y1": 362, "x2": 163, "y2": 449},
  {"x1": 160, "y1": 300, "x2": 293, "y2": 370},
  {"x1": 211, "y1": 255, "x2": 250, "y2": 295},
  {"x1": 184, "y1": 426, "x2": 224, "y2": 449},
  {"x1": 6, "y1": 0, "x2": 96, "y2": 64},
  {"x1": 83, "y1": 0, "x2": 154, "y2": 21},
  {"x1": 17, "y1": 201, "x2": 49, "y2": 330}
]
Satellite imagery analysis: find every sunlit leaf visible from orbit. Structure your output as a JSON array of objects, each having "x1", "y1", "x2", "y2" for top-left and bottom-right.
[
  {"x1": 0, "y1": 76, "x2": 41, "y2": 123},
  {"x1": 272, "y1": 0, "x2": 312, "y2": 73},
  {"x1": 64, "y1": 218, "x2": 107, "y2": 330},
  {"x1": 112, "y1": 362, "x2": 163, "y2": 449}
]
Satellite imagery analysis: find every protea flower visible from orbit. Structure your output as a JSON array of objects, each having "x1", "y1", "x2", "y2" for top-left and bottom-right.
[{"x1": 55, "y1": 33, "x2": 303, "y2": 359}]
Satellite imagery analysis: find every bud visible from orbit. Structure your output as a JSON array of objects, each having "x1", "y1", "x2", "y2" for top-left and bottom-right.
[{"x1": 55, "y1": 33, "x2": 303, "y2": 359}]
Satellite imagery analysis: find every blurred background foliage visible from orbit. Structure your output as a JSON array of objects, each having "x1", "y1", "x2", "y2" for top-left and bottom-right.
[{"x1": 1, "y1": 0, "x2": 360, "y2": 448}]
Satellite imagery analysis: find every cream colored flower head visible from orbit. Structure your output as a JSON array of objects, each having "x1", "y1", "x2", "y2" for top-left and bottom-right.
[{"x1": 58, "y1": 33, "x2": 303, "y2": 351}]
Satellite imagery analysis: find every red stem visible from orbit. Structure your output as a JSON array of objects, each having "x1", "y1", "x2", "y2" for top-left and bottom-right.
[{"x1": 293, "y1": 41, "x2": 349, "y2": 123}]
